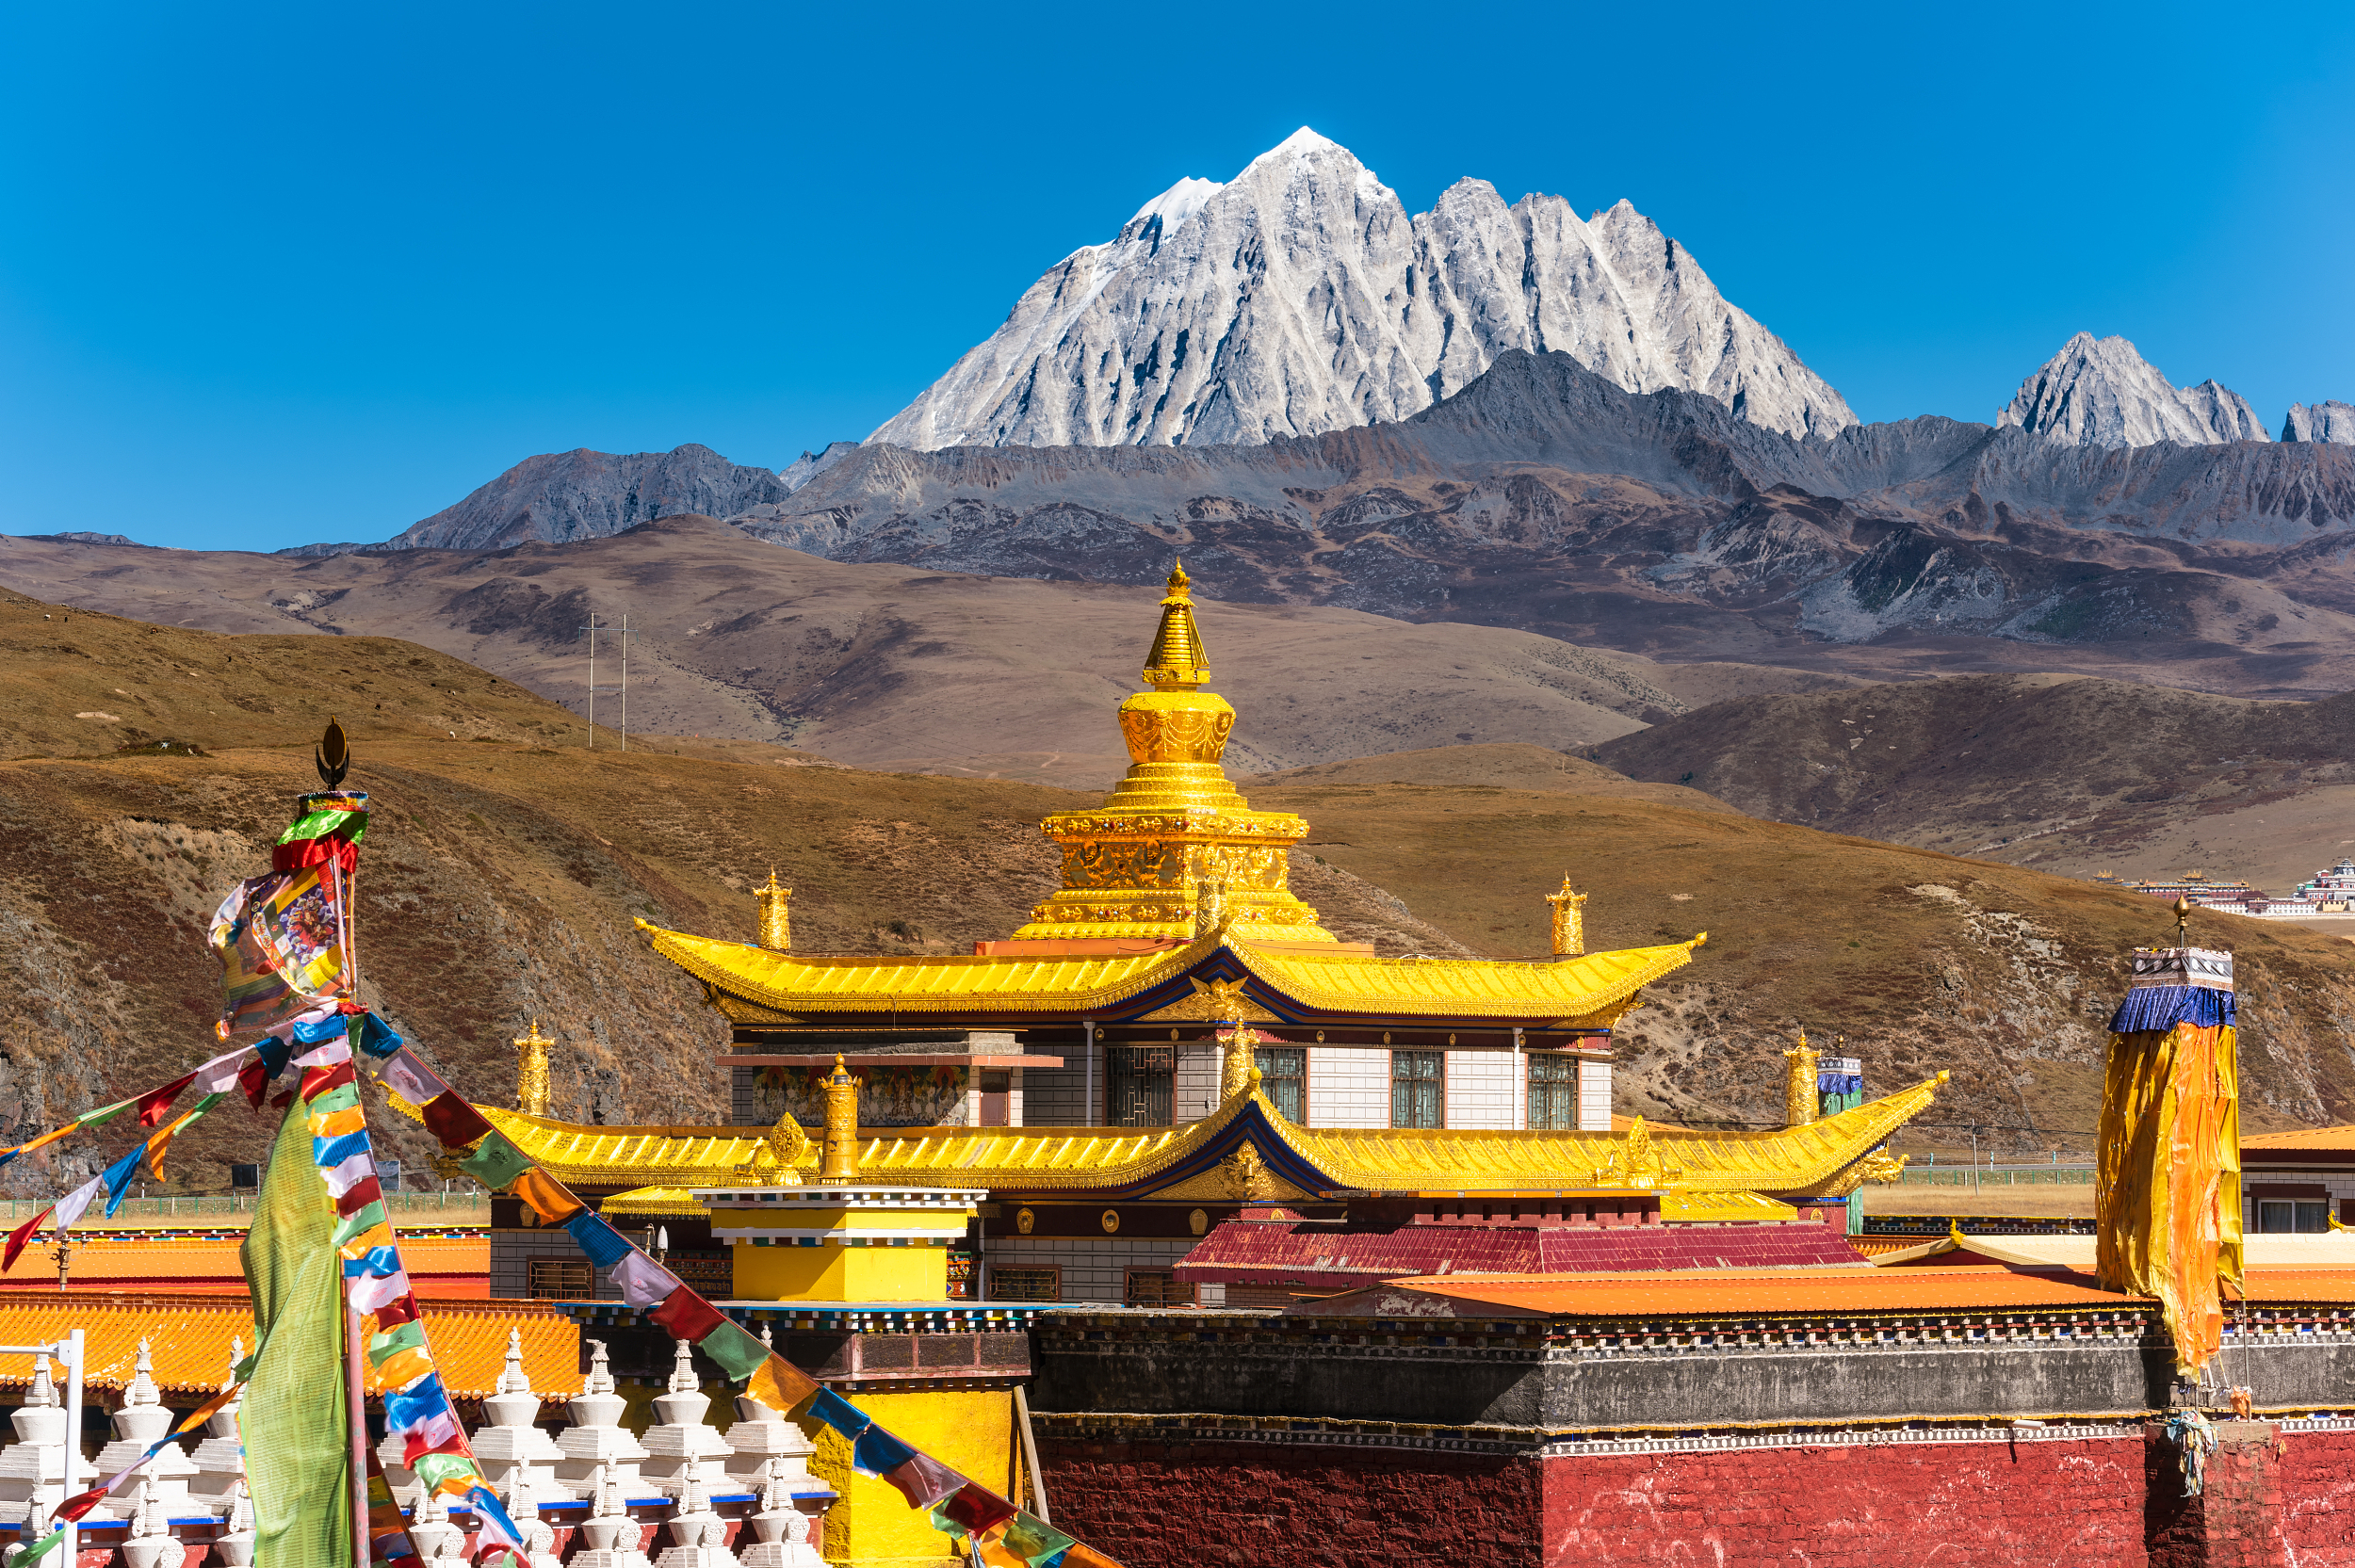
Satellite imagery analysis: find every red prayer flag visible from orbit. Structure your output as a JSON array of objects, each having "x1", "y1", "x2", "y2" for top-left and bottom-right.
[
  {"x1": 300, "y1": 1059, "x2": 356, "y2": 1100},
  {"x1": 238, "y1": 1059, "x2": 270, "y2": 1110},
  {"x1": 4, "y1": 1206, "x2": 54, "y2": 1272},
  {"x1": 136, "y1": 1072, "x2": 198, "y2": 1128},
  {"x1": 649, "y1": 1285, "x2": 727, "y2": 1342},
  {"x1": 943, "y1": 1483, "x2": 1018, "y2": 1536},
  {"x1": 421, "y1": 1091, "x2": 495, "y2": 1150},
  {"x1": 334, "y1": 1176, "x2": 384, "y2": 1218},
  {"x1": 53, "y1": 1485, "x2": 109, "y2": 1525},
  {"x1": 371, "y1": 1292, "x2": 423, "y2": 1330}
]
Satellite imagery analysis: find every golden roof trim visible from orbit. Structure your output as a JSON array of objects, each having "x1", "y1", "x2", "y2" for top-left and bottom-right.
[{"x1": 638, "y1": 920, "x2": 1704, "y2": 1021}]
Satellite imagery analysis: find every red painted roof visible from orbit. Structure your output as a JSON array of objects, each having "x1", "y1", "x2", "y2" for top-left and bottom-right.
[
  {"x1": 1296, "y1": 1265, "x2": 2146, "y2": 1318},
  {"x1": 1177, "y1": 1217, "x2": 1863, "y2": 1286}
]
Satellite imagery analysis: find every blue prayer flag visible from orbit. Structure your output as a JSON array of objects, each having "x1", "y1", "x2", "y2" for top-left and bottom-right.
[
  {"x1": 99, "y1": 1143, "x2": 144, "y2": 1218},
  {"x1": 807, "y1": 1388, "x2": 870, "y2": 1439},
  {"x1": 851, "y1": 1424, "x2": 919, "y2": 1476},
  {"x1": 564, "y1": 1212, "x2": 634, "y2": 1269}
]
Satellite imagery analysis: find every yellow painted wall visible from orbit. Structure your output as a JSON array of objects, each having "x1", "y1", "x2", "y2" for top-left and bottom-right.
[
  {"x1": 735, "y1": 1244, "x2": 948, "y2": 1302},
  {"x1": 801, "y1": 1387, "x2": 1011, "y2": 1567}
]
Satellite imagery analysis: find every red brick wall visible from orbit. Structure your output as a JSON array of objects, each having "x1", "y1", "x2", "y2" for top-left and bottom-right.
[
  {"x1": 1042, "y1": 1427, "x2": 2355, "y2": 1568},
  {"x1": 1042, "y1": 1439, "x2": 1545, "y2": 1568}
]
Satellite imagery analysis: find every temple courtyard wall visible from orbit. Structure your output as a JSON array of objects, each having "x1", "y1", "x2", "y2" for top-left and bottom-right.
[{"x1": 1029, "y1": 1308, "x2": 2355, "y2": 1565}]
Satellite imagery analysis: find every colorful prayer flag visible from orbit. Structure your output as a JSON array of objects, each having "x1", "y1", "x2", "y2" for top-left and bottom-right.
[
  {"x1": 134, "y1": 1072, "x2": 198, "y2": 1128},
  {"x1": 852, "y1": 1424, "x2": 920, "y2": 1477},
  {"x1": 1005, "y1": 1512, "x2": 1077, "y2": 1565},
  {"x1": 98, "y1": 1143, "x2": 144, "y2": 1219},
  {"x1": 349, "y1": 1269, "x2": 413, "y2": 1314},
  {"x1": 609, "y1": 1252, "x2": 683, "y2": 1308},
  {"x1": 378, "y1": 1048, "x2": 447, "y2": 1107},
  {"x1": 564, "y1": 1212, "x2": 634, "y2": 1269},
  {"x1": 3, "y1": 1206, "x2": 54, "y2": 1271},
  {"x1": 649, "y1": 1285, "x2": 726, "y2": 1342},
  {"x1": 511, "y1": 1167, "x2": 585, "y2": 1225},
  {"x1": 697, "y1": 1317, "x2": 771, "y2": 1381},
  {"x1": 940, "y1": 1483, "x2": 1018, "y2": 1537},
  {"x1": 463, "y1": 1486, "x2": 527, "y2": 1565},
  {"x1": 746, "y1": 1352, "x2": 820, "y2": 1415},
  {"x1": 421, "y1": 1091, "x2": 495, "y2": 1150},
  {"x1": 458, "y1": 1129, "x2": 533, "y2": 1189},
  {"x1": 884, "y1": 1451, "x2": 966, "y2": 1510},
  {"x1": 51, "y1": 1173, "x2": 105, "y2": 1234},
  {"x1": 807, "y1": 1388, "x2": 871, "y2": 1440},
  {"x1": 143, "y1": 1091, "x2": 224, "y2": 1182}
]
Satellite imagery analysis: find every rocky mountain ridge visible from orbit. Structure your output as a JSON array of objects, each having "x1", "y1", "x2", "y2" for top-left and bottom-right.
[{"x1": 868, "y1": 128, "x2": 1857, "y2": 449}]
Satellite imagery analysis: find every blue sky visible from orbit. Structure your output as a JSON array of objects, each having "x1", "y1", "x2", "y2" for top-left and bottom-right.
[{"x1": 4, "y1": 2, "x2": 2351, "y2": 552}]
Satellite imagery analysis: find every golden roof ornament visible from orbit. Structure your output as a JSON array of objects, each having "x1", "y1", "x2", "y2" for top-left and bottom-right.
[
  {"x1": 1012, "y1": 564, "x2": 1333, "y2": 944},
  {"x1": 513, "y1": 1019, "x2": 554, "y2": 1118},
  {"x1": 1140, "y1": 561, "x2": 1210, "y2": 689},
  {"x1": 1546, "y1": 877, "x2": 1588, "y2": 957},
  {"x1": 818, "y1": 1054, "x2": 862, "y2": 1183},
  {"x1": 755, "y1": 869, "x2": 792, "y2": 952},
  {"x1": 1783, "y1": 1028, "x2": 1820, "y2": 1129},
  {"x1": 1218, "y1": 1025, "x2": 1272, "y2": 1100}
]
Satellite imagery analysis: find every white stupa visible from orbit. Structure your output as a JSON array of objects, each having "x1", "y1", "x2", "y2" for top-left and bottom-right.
[
  {"x1": 650, "y1": 1455, "x2": 737, "y2": 1568},
  {"x1": 736, "y1": 1462, "x2": 824, "y2": 1568},
  {"x1": 637, "y1": 1341, "x2": 732, "y2": 1500},
  {"x1": 406, "y1": 1482, "x2": 467, "y2": 1566},
  {"x1": 118, "y1": 1477, "x2": 179, "y2": 1568},
  {"x1": 213, "y1": 1481, "x2": 257, "y2": 1568},
  {"x1": 89, "y1": 1343, "x2": 197, "y2": 1511},
  {"x1": 0, "y1": 1356, "x2": 98, "y2": 1513},
  {"x1": 502, "y1": 1488, "x2": 565, "y2": 1568},
  {"x1": 471, "y1": 1329, "x2": 568, "y2": 1507},
  {"x1": 720, "y1": 1333, "x2": 821, "y2": 1505},
  {"x1": 555, "y1": 1342, "x2": 651, "y2": 1501},
  {"x1": 186, "y1": 1338, "x2": 248, "y2": 1514},
  {"x1": 567, "y1": 1465, "x2": 653, "y2": 1568}
]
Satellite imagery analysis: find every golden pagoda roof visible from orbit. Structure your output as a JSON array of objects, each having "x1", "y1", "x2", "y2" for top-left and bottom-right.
[
  {"x1": 429, "y1": 1071, "x2": 1941, "y2": 1201},
  {"x1": 639, "y1": 923, "x2": 1703, "y2": 1025}
]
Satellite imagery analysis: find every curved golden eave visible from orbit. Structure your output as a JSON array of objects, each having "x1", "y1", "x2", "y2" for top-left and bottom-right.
[
  {"x1": 635, "y1": 919, "x2": 1703, "y2": 1022},
  {"x1": 432, "y1": 1070, "x2": 1941, "y2": 1198}
]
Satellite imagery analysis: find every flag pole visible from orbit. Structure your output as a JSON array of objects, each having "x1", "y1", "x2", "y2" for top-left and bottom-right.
[{"x1": 349, "y1": 1304, "x2": 370, "y2": 1568}]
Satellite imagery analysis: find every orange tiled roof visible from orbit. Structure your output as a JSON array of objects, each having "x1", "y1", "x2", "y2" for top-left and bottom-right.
[
  {"x1": 1, "y1": 1237, "x2": 487, "y2": 1296},
  {"x1": 2241, "y1": 1269, "x2": 2355, "y2": 1302},
  {"x1": 1363, "y1": 1266, "x2": 2145, "y2": 1317},
  {"x1": 0, "y1": 1293, "x2": 576, "y2": 1399},
  {"x1": 2241, "y1": 1124, "x2": 2355, "y2": 1153}
]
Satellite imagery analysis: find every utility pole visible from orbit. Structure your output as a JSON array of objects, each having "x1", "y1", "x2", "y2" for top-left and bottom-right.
[{"x1": 585, "y1": 613, "x2": 629, "y2": 751}]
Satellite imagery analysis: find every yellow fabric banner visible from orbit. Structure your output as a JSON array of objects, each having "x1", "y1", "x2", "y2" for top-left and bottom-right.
[{"x1": 2096, "y1": 1022, "x2": 2242, "y2": 1374}]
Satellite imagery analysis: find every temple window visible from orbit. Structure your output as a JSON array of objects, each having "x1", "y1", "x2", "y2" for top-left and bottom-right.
[
  {"x1": 1527, "y1": 1053, "x2": 1578, "y2": 1130},
  {"x1": 526, "y1": 1258, "x2": 593, "y2": 1300},
  {"x1": 1107, "y1": 1044, "x2": 1176, "y2": 1126},
  {"x1": 1391, "y1": 1050, "x2": 1444, "y2": 1129},
  {"x1": 1256, "y1": 1046, "x2": 1307, "y2": 1122},
  {"x1": 1125, "y1": 1269, "x2": 1194, "y2": 1308},
  {"x1": 992, "y1": 1267, "x2": 1062, "y2": 1302}
]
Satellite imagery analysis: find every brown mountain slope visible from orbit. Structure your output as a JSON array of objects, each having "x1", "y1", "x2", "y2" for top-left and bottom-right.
[
  {"x1": 1248, "y1": 776, "x2": 2355, "y2": 1150},
  {"x1": 1246, "y1": 742, "x2": 1739, "y2": 814},
  {"x1": 0, "y1": 519, "x2": 1853, "y2": 787},
  {"x1": 1590, "y1": 673, "x2": 2355, "y2": 891},
  {"x1": 5, "y1": 597, "x2": 2351, "y2": 1205}
]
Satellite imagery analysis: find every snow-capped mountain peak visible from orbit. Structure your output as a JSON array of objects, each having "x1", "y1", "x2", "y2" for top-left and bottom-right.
[
  {"x1": 1998, "y1": 332, "x2": 2270, "y2": 448},
  {"x1": 866, "y1": 132, "x2": 1855, "y2": 451}
]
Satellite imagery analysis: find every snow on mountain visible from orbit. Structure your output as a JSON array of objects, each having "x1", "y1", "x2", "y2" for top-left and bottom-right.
[
  {"x1": 868, "y1": 128, "x2": 1856, "y2": 450},
  {"x1": 1997, "y1": 332, "x2": 2270, "y2": 448},
  {"x1": 2282, "y1": 401, "x2": 2355, "y2": 444}
]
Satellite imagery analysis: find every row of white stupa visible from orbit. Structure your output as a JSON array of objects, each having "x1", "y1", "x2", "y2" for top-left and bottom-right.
[{"x1": 1, "y1": 1334, "x2": 828, "y2": 1568}]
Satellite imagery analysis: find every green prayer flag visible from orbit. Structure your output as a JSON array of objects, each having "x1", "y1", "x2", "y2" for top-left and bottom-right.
[
  {"x1": 459, "y1": 1130, "x2": 534, "y2": 1190},
  {"x1": 411, "y1": 1454, "x2": 478, "y2": 1495},
  {"x1": 1005, "y1": 1512, "x2": 1076, "y2": 1563},
  {"x1": 698, "y1": 1317, "x2": 769, "y2": 1380},
  {"x1": 307, "y1": 1082, "x2": 361, "y2": 1116},
  {"x1": 7, "y1": 1526, "x2": 67, "y2": 1566},
  {"x1": 75, "y1": 1100, "x2": 131, "y2": 1127},
  {"x1": 367, "y1": 1319, "x2": 427, "y2": 1366},
  {"x1": 278, "y1": 808, "x2": 366, "y2": 846},
  {"x1": 238, "y1": 1097, "x2": 354, "y2": 1568},
  {"x1": 332, "y1": 1201, "x2": 388, "y2": 1249}
]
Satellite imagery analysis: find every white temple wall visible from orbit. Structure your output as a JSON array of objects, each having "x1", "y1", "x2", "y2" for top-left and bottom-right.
[
  {"x1": 1580, "y1": 1059, "x2": 1614, "y2": 1132},
  {"x1": 1304, "y1": 1047, "x2": 1390, "y2": 1128},
  {"x1": 1443, "y1": 1050, "x2": 1518, "y2": 1131},
  {"x1": 1172, "y1": 1043, "x2": 1221, "y2": 1124},
  {"x1": 983, "y1": 1235, "x2": 1194, "y2": 1303}
]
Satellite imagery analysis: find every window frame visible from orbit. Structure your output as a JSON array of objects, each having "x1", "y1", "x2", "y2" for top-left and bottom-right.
[
  {"x1": 1390, "y1": 1048, "x2": 1444, "y2": 1129},
  {"x1": 990, "y1": 1266, "x2": 1062, "y2": 1302},
  {"x1": 1255, "y1": 1044, "x2": 1307, "y2": 1123},
  {"x1": 1527, "y1": 1050, "x2": 1578, "y2": 1131},
  {"x1": 1105, "y1": 1043, "x2": 1176, "y2": 1127},
  {"x1": 526, "y1": 1257, "x2": 593, "y2": 1301},
  {"x1": 1124, "y1": 1269, "x2": 1195, "y2": 1308}
]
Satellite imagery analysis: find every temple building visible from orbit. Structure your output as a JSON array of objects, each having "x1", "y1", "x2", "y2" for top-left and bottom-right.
[{"x1": 447, "y1": 566, "x2": 1941, "y2": 1305}]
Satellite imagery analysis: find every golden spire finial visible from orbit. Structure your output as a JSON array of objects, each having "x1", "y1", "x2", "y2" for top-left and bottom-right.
[
  {"x1": 755, "y1": 867, "x2": 793, "y2": 951},
  {"x1": 1783, "y1": 1028, "x2": 1820, "y2": 1129},
  {"x1": 513, "y1": 1018, "x2": 554, "y2": 1117},
  {"x1": 819, "y1": 1053, "x2": 862, "y2": 1184},
  {"x1": 1545, "y1": 877, "x2": 1588, "y2": 957},
  {"x1": 1141, "y1": 561, "x2": 1210, "y2": 690}
]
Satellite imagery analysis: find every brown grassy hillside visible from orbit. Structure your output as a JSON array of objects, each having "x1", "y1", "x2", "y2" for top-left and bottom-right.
[{"x1": 5, "y1": 597, "x2": 2352, "y2": 1203}]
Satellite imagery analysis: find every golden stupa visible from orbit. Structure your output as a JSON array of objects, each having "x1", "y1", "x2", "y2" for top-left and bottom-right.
[{"x1": 1010, "y1": 562, "x2": 1333, "y2": 944}]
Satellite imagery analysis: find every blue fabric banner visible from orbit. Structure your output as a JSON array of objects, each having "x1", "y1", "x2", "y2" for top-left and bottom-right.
[
  {"x1": 2109, "y1": 985, "x2": 2235, "y2": 1034},
  {"x1": 563, "y1": 1212, "x2": 634, "y2": 1269},
  {"x1": 808, "y1": 1387, "x2": 871, "y2": 1439}
]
